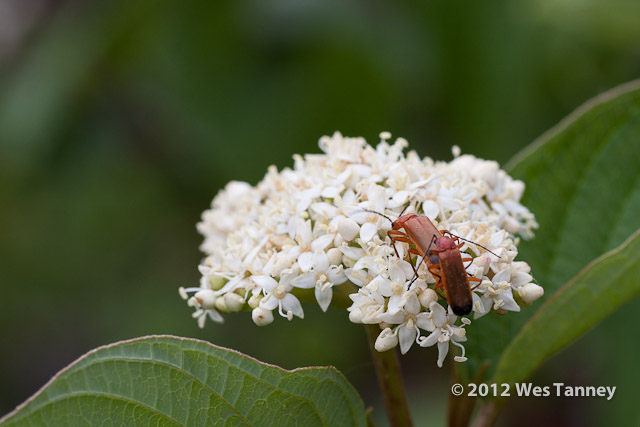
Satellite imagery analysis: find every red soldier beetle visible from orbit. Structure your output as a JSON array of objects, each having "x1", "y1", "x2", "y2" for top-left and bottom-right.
[{"x1": 364, "y1": 209, "x2": 497, "y2": 316}]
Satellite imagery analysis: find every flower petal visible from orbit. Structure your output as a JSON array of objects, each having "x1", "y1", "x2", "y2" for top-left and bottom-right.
[
  {"x1": 404, "y1": 293, "x2": 420, "y2": 314},
  {"x1": 429, "y1": 301, "x2": 447, "y2": 327},
  {"x1": 420, "y1": 329, "x2": 441, "y2": 347},
  {"x1": 398, "y1": 325, "x2": 416, "y2": 354},
  {"x1": 387, "y1": 294, "x2": 404, "y2": 314},
  {"x1": 338, "y1": 217, "x2": 360, "y2": 241},
  {"x1": 492, "y1": 268, "x2": 511, "y2": 283},
  {"x1": 260, "y1": 294, "x2": 279, "y2": 310},
  {"x1": 360, "y1": 222, "x2": 379, "y2": 242},
  {"x1": 415, "y1": 312, "x2": 432, "y2": 331},
  {"x1": 510, "y1": 271, "x2": 533, "y2": 287},
  {"x1": 313, "y1": 249, "x2": 329, "y2": 272},
  {"x1": 315, "y1": 285, "x2": 333, "y2": 312},
  {"x1": 375, "y1": 328, "x2": 398, "y2": 352},
  {"x1": 388, "y1": 262, "x2": 407, "y2": 283},
  {"x1": 206, "y1": 309, "x2": 224, "y2": 323},
  {"x1": 292, "y1": 272, "x2": 317, "y2": 289},
  {"x1": 311, "y1": 234, "x2": 334, "y2": 252},
  {"x1": 472, "y1": 293, "x2": 489, "y2": 320},
  {"x1": 300, "y1": 217, "x2": 314, "y2": 241},
  {"x1": 497, "y1": 289, "x2": 520, "y2": 312},
  {"x1": 252, "y1": 275, "x2": 278, "y2": 292},
  {"x1": 282, "y1": 293, "x2": 304, "y2": 319},
  {"x1": 436, "y1": 339, "x2": 450, "y2": 368},
  {"x1": 340, "y1": 245, "x2": 363, "y2": 260},
  {"x1": 378, "y1": 311, "x2": 406, "y2": 325},
  {"x1": 422, "y1": 200, "x2": 439, "y2": 219},
  {"x1": 327, "y1": 267, "x2": 347, "y2": 285},
  {"x1": 298, "y1": 252, "x2": 314, "y2": 272}
]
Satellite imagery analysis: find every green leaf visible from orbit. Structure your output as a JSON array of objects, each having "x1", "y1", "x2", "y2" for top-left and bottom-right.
[
  {"x1": 0, "y1": 335, "x2": 366, "y2": 427},
  {"x1": 506, "y1": 79, "x2": 640, "y2": 292},
  {"x1": 465, "y1": 80, "x2": 640, "y2": 377},
  {"x1": 492, "y1": 230, "x2": 640, "y2": 385}
]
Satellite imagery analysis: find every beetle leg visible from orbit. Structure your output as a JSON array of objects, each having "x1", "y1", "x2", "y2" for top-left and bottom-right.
[
  {"x1": 408, "y1": 260, "x2": 419, "y2": 278},
  {"x1": 435, "y1": 287, "x2": 447, "y2": 300},
  {"x1": 388, "y1": 232, "x2": 408, "y2": 259},
  {"x1": 428, "y1": 264, "x2": 442, "y2": 282},
  {"x1": 468, "y1": 276, "x2": 482, "y2": 290},
  {"x1": 407, "y1": 274, "x2": 419, "y2": 290},
  {"x1": 388, "y1": 231, "x2": 415, "y2": 262},
  {"x1": 390, "y1": 236, "x2": 413, "y2": 244},
  {"x1": 391, "y1": 241, "x2": 401, "y2": 259}
]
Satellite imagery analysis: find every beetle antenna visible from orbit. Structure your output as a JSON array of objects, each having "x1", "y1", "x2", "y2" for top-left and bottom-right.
[
  {"x1": 362, "y1": 209, "x2": 394, "y2": 224},
  {"x1": 407, "y1": 274, "x2": 419, "y2": 289},
  {"x1": 406, "y1": 234, "x2": 438, "y2": 290},
  {"x1": 444, "y1": 231, "x2": 501, "y2": 258},
  {"x1": 407, "y1": 255, "x2": 427, "y2": 290},
  {"x1": 362, "y1": 200, "x2": 416, "y2": 224}
]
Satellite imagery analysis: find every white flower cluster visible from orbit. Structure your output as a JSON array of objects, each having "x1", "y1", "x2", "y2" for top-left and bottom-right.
[{"x1": 180, "y1": 132, "x2": 543, "y2": 367}]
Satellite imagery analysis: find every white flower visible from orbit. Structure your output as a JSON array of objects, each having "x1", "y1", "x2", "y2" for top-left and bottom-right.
[
  {"x1": 418, "y1": 302, "x2": 470, "y2": 367},
  {"x1": 255, "y1": 269, "x2": 304, "y2": 321},
  {"x1": 378, "y1": 293, "x2": 432, "y2": 354},
  {"x1": 292, "y1": 249, "x2": 347, "y2": 311},
  {"x1": 179, "y1": 287, "x2": 225, "y2": 327},
  {"x1": 472, "y1": 269, "x2": 521, "y2": 319},
  {"x1": 183, "y1": 131, "x2": 540, "y2": 366},
  {"x1": 366, "y1": 259, "x2": 414, "y2": 314},
  {"x1": 343, "y1": 240, "x2": 392, "y2": 287},
  {"x1": 288, "y1": 217, "x2": 334, "y2": 260},
  {"x1": 350, "y1": 184, "x2": 391, "y2": 242},
  {"x1": 347, "y1": 285, "x2": 387, "y2": 324}
]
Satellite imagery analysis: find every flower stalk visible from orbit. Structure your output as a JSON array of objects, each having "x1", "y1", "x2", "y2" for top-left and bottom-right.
[
  {"x1": 448, "y1": 361, "x2": 489, "y2": 427},
  {"x1": 365, "y1": 324, "x2": 413, "y2": 427},
  {"x1": 472, "y1": 399, "x2": 504, "y2": 427}
]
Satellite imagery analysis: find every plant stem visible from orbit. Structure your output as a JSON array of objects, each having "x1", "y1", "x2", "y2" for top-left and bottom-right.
[
  {"x1": 365, "y1": 324, "x2": 413, "y2": 427},
  {"x1": 448, "y1": 361, "x2": 489, "y2": 427},
  {"x1": 472, "y1": 399, "x2": 504, "y2": 427}
]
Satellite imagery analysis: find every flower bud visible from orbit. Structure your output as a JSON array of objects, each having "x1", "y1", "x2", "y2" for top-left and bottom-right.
[
  {"x1": 327, "y1": 248, "x2": 343, "y2": 266},
  {"x1": 348, "y1": 307, "x2": 363, "y2": 323},
  {"x1": 338, "y1": 217, "x2": 360, "y2": 241},
  {"x1": 248, "y1": 294, "x2": 263, "y2": 309},
  {"x1": 194, "y1": 289, "x2": 216, "y2": 309},
  {"x1": 518, "y1": 283, "x2": 544, "y2": 304},
  {"x1": 418, "y1": 288, "x2": 438, "y2": 308},
  {"x1": 503, "y1": 217, "x2": 521, "y2": 235},
  {"x1": 208, "y1": 276, "x2": 226, "y2": 291},
  {"x1": 214, "y1": 296, "x2": 228, "y2": 312},
  {"x1": 252, "y1": 307, "x2": 274, "y2": 326},
  {"x1": 224, "y1": 292, "x2": 245, "y2": 312},
  {"x1": 375, "y1": 328, "x2": 398, "y2": 352}
]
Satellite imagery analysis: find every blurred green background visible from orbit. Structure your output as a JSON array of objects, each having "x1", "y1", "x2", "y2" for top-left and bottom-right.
[{"x1": 1, "y1": 0, "x2": 639, "y2": 425}]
